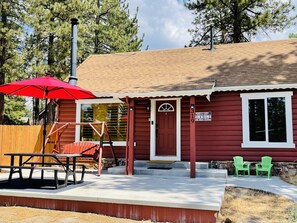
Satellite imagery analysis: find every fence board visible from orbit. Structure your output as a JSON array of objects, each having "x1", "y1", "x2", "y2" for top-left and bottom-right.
[{"x1": 0, "y1": 125, "x2": 54, "y2": 165}]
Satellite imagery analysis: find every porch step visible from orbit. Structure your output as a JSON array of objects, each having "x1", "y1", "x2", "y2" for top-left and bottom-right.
[
  {"x1": 134, "y1": 161, "x2": 209, "y2": 169},
  {"x1": 107, "y1": 166, "x2": 227, "y2": 178}
]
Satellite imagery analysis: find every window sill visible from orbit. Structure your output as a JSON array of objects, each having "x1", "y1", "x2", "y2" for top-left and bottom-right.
[
  {"x1": 241, "y1": 142, "x2": 295, "y2": 149},
  {"x1": 77, "y1": 141, "x2": 136, "y2": 147}
]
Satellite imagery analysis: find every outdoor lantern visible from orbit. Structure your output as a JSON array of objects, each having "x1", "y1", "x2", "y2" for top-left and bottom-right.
[{"x1": 146, "y1": 103, "x2": 151, "y2": 112}]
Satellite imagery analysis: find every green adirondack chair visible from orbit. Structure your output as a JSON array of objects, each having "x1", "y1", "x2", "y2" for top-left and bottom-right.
[
  {"x1": 256, "y1": 156, "x2": 273, "y2": 178},
  {"x1": 233, "y1": 156, "x2": 250, "y2": 176}
]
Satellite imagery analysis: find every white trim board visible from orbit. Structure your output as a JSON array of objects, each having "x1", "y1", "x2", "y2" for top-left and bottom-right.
[{"x1": 150, "y1": 98, "x2": 181, "y2": 161}]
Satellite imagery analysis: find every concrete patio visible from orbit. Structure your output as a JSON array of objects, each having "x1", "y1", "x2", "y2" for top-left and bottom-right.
[
  {"x1": 0, "y1": 169, "x2": 226, "y2": 222},
  {"x1": 0, "y1": 169, "x2": 296, "y2": 222}
]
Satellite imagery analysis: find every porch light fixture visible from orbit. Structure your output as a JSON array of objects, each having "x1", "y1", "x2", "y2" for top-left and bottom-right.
[
  {"x1": 129, "y1": 106, "x2": 134, "y2": 111},
  {"x1": 190, "y1": 104, "x2": 195, "y2": 110},
  {"x1": 146, "y1": 103, "x2": 151, "y2": 112}
]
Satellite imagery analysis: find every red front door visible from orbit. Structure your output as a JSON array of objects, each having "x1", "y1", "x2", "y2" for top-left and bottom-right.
[{"x1": 156, "y1": 100, "x2": 176, "y2": 156}]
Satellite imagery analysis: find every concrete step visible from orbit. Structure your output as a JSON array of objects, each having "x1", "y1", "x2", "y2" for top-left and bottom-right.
[
  {"x1": 134, "y1": 161, "x2": 209, "y2": 169},
  {"x1": 108, "y1": 166, "x2": 125, "y2": 175},
  {"x1": 107, "y1": 166, "x2": 227, "y2": 178}
]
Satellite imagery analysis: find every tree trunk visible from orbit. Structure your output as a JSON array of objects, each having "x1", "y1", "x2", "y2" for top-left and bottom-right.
[
  {"x1": 0, "y1": 12, "x2": 7, "y2": 124},
  {"x1": 33, "y1": 98, "x2": 40, "y2": 124},
  {"x1": 94, "y1": 0, "x2": 101, "y2": 53},
  {"x1": 48, "y1": 18, "x2": 55, "y2": 68},
  {"x1": 232, "y1": 2, "x2": 242, "y2": 43},
  {"x1": 47, "y1": 17, "x2": 56, "y2": 124}
]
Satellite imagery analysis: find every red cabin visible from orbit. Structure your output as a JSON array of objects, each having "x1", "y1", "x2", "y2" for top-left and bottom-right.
[{"x1": 58, "y1": 39, "x2": 297, "y2": 177}]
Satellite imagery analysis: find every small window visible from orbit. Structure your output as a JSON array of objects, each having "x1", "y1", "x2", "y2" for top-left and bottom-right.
[
  {"x1": 241, "y1": 92, "x2": 294, "y2": 148},
  {"x1": 158, "y1": 103, "x2": 174, "y2": 112}
]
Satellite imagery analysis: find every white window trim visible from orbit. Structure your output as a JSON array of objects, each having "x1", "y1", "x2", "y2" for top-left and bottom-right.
[
  {"x1": 75, "y1": 98, "x2": 127, "y2": 146},
  {"x1": 241, "y1": 91, "x2": 295, "y2": 148}
]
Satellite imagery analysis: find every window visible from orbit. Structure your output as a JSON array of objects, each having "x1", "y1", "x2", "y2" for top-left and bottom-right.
[
  {"x1": 158, "y1": 103, "x2": 175, "y2": 112},
  {"x1": 241, "y1": 92, "x2": 294, "y2": 148},
  {"x1": 76, "y1": 99, "x2": 128, "y2": 145}
]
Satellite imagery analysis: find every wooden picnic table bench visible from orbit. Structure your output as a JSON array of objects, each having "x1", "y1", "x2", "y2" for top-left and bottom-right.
[{"x1": 0, "y1": 153, "x2": 85, "y2": 189}]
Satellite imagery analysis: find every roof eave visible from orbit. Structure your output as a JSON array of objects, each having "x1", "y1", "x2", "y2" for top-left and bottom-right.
[
  {"x1": 94, "y1": 89, "x2": 214, "y2": 99},
  {"x1": 92, "y1": 83, "x2": 297, "y2": 100},
  {"x1": 214, "y1": 83, "x2": 297, "y2": 92}
]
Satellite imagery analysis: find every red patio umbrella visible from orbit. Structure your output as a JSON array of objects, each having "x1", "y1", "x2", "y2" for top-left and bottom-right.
[{"x1": 0, "y1": 74, "x2": 96, "y2": 154}]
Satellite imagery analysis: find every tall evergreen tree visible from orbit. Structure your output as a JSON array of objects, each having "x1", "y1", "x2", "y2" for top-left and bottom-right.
[
  {"x1": 24, "y1": 0, "x2": 96, "y2": 123},
  {"x1": 23, "y1": 0, "x2": 143, "y2": 123},
  {"x1": 185, "y1": 0, "x2": 296, "y2": 46},
  {"x1": 25, "y1": 0, "x2": 143, "y2": 79},
  {"x1": 3, "y1": 96, "x2": 29, "y2": 124},
  {"x1": 0, "y1": 0, "x2": 26, "y2": 124},
  {"x1": 93, "y1": 0, "x2": 143, "y2": 54}
]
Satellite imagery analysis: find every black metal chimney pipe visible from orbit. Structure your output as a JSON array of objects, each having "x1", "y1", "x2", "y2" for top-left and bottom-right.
[
  {"x1": 69, "y1": 18, "x2": 79, "y2": 85},
  {"x1": 210, "y1": 25, "x2": 214, "y2": 51}
]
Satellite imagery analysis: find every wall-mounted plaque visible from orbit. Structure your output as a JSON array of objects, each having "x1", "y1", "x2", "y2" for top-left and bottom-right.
[{"x1": 195, "y1": 112, "x2": 212, "y2": 121}]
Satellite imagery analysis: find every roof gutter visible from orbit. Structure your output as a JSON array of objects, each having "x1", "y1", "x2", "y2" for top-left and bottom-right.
[
  {"x1": 94, "y1": 89, "x2": 214, "y2": 99},
  {"x1": 90, "y1": 83, "x2": 297, "y2": 100},
  {"x1": 214, "y1": 83, "x2": 297, "y2": 92}
]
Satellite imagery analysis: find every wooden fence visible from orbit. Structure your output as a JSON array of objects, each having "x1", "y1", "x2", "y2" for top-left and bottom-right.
[{"x1": 0, "y1": 125, "x2": 54, "y2": 165}]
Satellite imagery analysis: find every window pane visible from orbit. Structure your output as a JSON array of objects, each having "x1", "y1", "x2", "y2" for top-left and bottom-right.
[
  {"x1": 81, "y1": 104, "x2": 95, "y2": 140},
  {"x1": 249, "y1": 99, "x2": 265, "y2": 141},
  {"x1": 267, "y1": 97, "x2": 286, "y2": 142},
  {"x1": 80, "y1": 103, "x2": 127, "y2": 141}
]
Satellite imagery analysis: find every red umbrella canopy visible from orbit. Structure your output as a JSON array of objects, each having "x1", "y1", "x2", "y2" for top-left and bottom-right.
[{"x1": 0, "y1": 75, "x2": 96, "y2": 100}]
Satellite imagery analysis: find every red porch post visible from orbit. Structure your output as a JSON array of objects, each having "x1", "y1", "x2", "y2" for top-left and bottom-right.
[
  {"x1": 190, "y1": 96, "x2": 196, "y2": 178},
  {"x1": 127, "y1": 99, "x2": 135, "y2": 175}
]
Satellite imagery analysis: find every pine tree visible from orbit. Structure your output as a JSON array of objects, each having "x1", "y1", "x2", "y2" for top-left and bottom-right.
[
  {"x1": 185, "y1": 0, "x2": 296, "y2": 46},
  {"x1": 93, "y1": 0, "x2": 143, "y2": 54},
  {"x1": 23, "y1": 0, "x2": 143, "y2": 123},
  {"x1": 0, "y1": 0, "x2": 27, "y2": 124},
  {"x1": 24, "y1": 0, "x2": 143, "y2": 79},
  {"x1": 3, "y1": 96, "x2": 29, "y2": 124},
  {"x1": 289, "y1": 33, "x2": 297, "y2": 39}
]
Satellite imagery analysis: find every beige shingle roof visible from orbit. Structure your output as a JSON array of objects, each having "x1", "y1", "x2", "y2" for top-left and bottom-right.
[{"x1": 77, "y1": 39, "x2": 297, "y2": 98}]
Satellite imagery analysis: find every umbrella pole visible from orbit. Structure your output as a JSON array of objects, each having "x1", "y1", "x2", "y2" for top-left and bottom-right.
[
  {"x1": 41, "y1": 91, "x2": 49, "y2": 180},
  {"x1": 42, "y1": 97, "x2": 48, "y2": 154}
]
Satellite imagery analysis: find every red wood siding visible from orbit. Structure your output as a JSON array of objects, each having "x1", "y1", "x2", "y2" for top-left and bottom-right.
[
  {"x1": 134, "y1": 100, "x2": 150, "y2": 160},
  {"x1": 58, "y1": 100, "x2": 76, "y2": 146},
  {"x1": 184, "y1": 91, "x2": 297, "y2": 162},
  {"x1": 58, "y1": 89, "x2": 297, "y2": 162},
  {"x1": 0, "y1": 195, "x2": 217, "y2": 223}
]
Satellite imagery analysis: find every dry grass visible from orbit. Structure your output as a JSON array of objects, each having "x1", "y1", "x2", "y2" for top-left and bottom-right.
[
  {"x1": 0, "y1": 206, "x2": 152, "y2": 223},
  {"x1": 217, "y1": 187, "x2": 297, "y2": 223}
]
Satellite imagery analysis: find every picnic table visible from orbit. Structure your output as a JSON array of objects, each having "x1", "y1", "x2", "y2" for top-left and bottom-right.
[{"x1": 0, "y1": 152, "x2": 86, "y2": 189}]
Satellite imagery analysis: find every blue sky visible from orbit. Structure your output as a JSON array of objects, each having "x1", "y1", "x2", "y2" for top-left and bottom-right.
[{"x1": 127, "y1": 0, "x2": 297, "y2": 50}]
